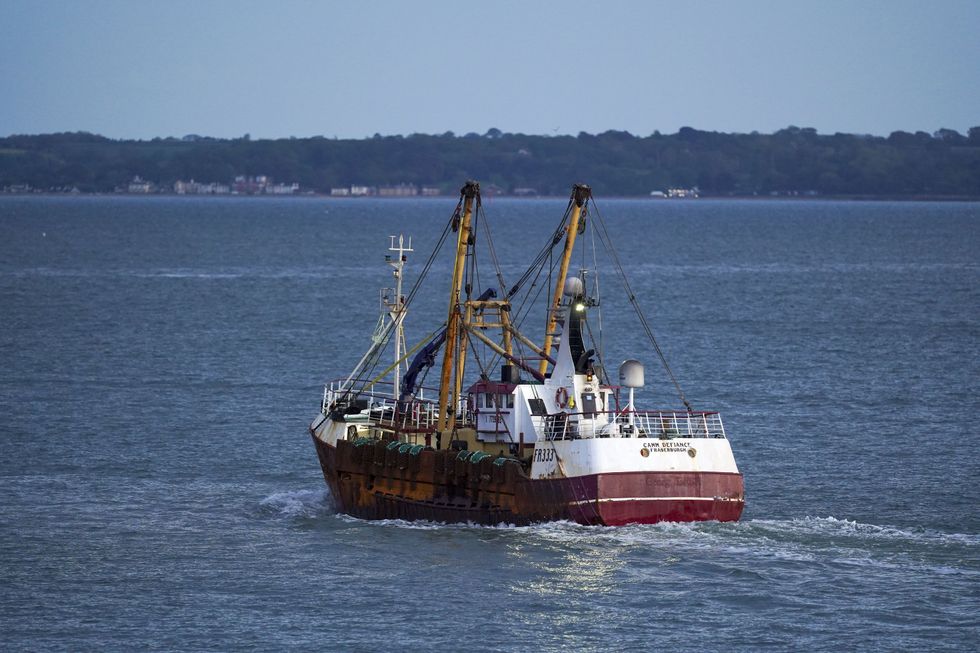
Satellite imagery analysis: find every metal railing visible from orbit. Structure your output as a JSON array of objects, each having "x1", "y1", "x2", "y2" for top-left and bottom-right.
[
  {"x1": 321, "y1": 378, "x2": 474, "y2": 433},
  {"x1": 322, "y1": 378, "x2": 416, "y2": 413},
  {"x1": 322, "y1": 379, "x2": 727, "y2": 441},
  {"x1": 542, "y1": 410, "x2": 726, "y2": 441}
]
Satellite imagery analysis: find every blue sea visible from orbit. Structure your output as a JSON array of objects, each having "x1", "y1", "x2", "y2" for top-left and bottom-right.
[{"x1": 1, "y1": 195, "x2": 978, "y2": 651}]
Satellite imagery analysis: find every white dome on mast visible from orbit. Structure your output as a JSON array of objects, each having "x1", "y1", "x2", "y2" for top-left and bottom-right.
[
  {"x1": 563, "y1": 276, "x2": 584, "y2": 297},
  {"x1": 619, "y1": 359, "x2": 645, "y2": 388}
]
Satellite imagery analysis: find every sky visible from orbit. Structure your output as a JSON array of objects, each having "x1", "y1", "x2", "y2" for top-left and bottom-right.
[{"x1": 1, "y1": 0, "x2": 978, "y2": 140}]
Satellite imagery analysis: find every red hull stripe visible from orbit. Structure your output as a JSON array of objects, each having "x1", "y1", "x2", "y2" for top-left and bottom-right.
[
  {"x1": 597, "y1": 498, "x2": 743, "y2": 526},
  {"x1": 571, "y1": 496, "x2": 733, "y2": 504}
]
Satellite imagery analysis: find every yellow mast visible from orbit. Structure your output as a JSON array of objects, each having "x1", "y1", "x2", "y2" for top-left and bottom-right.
[
  {"x1": 539, "y1": 184, "x2": 591, "y2": 376},
  {"x1": 453, "y1": 300, "x2": 473, "y2": 426},
  {"x1": 436, "y1": 181, "x2": 478, "y2": 436}
]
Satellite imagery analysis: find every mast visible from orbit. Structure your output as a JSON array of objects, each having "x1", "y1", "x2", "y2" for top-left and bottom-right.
[
  {"x1": 384, "y1": 234, "x2": 413, "y2": 400},
  {"x1": 539, "y1": 183, "x2": 591, "y2": 376},
  {"x1": 437, "y1": 181, "x2": 479, "y2": 435}
]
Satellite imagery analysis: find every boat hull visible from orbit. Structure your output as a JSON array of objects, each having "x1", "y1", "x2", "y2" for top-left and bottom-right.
[{"x1": 311, "y1": 434, "x2": 743, "y2": 526}]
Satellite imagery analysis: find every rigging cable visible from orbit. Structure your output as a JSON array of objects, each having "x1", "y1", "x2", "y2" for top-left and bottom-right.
[
  {"x1": 341, "y1": 195, "x2": 461, "y2": 402},
  {"x1": 505, "y1": 196, "x2": 574, "y2": 300},
  {"x1": 589, "y1": 199, "x2": 693, "y2": 412},
  {"x1": 589, "y1": 207, "x2": 604, "y2": 374},
  {"x1": 479, "y1": 195, "x2": 571, "y2": 376},
  {"x1": 365, "y1": 322, "x2": 447, "y2": 388},
  {"x1": 484, "y1": 233, "x2": 563, "y2": 376},
  {"x1": 478, "y1": 195, "x2": 510, "y2": 301}
]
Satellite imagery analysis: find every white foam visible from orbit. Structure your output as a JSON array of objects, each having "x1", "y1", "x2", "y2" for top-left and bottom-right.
[
  {"x1": 259, "y1": 488, "x2": 333, "y2": 518},
  {"x1": 333, "y1": 515, "x2": 451, "y2": 530},
  {"x1": 320, "y1": 508, "x2": 977, "y2": 573}
]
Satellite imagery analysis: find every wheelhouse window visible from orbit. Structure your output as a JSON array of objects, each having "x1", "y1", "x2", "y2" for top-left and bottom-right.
[{"x1": 479, "y1": 392, "x2": 514, "y2": 409}]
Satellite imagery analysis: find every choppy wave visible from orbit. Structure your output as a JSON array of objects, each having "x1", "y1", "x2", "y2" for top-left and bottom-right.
[
  {"x1": 628, "y1": 261, "x2": 980, "y2": 278},
  {"x1": 3, "y1": 266, "x2": 343, "y2": 280},
  {"x1": 745, "y1": 515, "x2": 980, "y2": 546},
  {"x1": 1, "y1": 262, "x2": 459, "y2": 280},
  {"x1": 8, "y1": 260, "x2": 976, "y2": 281}
]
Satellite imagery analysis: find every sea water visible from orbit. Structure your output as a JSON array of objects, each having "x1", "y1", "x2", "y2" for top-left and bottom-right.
[{"x1": 1, "y1": 196, "x2": 978, "y2": 651}]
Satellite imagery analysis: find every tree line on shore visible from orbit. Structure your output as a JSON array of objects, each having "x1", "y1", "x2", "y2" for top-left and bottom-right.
[{"x1": 1, "y1": 126, "x2": 978, "y2": 197}]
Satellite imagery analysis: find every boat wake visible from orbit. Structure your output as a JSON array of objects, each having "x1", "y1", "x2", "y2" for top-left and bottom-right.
[
  {"x1": 258, "y1": 488, "x2": 334, "y2": 519},
  {"x1": 562, "y1": 516, "x2": 978, "y2": 566},
  {"x1": 327, "y1": 512, "x2": 975, "y2": 543},
  {"x1": 325, "y1": 511, "x2": 978, "y2": 574}
]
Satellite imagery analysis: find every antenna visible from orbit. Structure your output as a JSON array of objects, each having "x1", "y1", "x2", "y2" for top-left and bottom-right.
[{"x1": 383, "y1": 235, "x2": 414, "y2": 400}]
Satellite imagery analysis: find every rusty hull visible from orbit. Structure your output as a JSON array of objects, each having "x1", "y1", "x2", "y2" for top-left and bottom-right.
[{"x1": 312, "y1": 435, "x2": 744, "y2": 526}]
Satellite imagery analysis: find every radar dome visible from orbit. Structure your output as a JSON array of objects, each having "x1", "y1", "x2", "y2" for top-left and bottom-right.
[
  {"x1": 563, "y1": 276, "x2": 584, "y2": 297},
  {"x1": 619, "y1": 359, "x2": 645, "y2": 388}
]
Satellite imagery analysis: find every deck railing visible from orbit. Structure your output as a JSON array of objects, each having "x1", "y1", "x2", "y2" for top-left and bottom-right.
[
  {"x1": 542, "y1": 410, "x2": 726, "y2": 441},
  {"x1": 323, "y1": 379, "x2": 726, "y2": 441},
  {"x1": 322, "y1": 379, "x2": 473, "y2": 433}
]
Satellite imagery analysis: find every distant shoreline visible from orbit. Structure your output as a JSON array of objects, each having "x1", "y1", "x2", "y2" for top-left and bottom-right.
[{"x1": 4, "y1": 129, "x2": 978, "y2": 200}]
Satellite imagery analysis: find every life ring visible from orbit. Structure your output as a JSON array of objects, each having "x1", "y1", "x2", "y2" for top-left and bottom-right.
[{"x1": 555, "y1": 387, "x2": 569, "y2": 408}]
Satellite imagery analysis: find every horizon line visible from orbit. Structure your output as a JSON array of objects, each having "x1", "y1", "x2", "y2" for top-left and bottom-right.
[{"x1": 4, "y1": 125, "x2": 978, "y2": 142}]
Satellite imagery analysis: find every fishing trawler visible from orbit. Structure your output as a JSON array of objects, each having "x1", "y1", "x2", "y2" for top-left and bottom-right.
[{"x1": 310, "y1": 182, "x2": 743, "y2": 525}]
